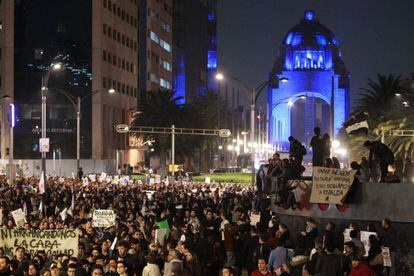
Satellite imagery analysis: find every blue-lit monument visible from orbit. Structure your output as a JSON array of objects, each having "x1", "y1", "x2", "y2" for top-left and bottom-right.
[{"x1": 268, "y1": 10, "x2": 350, "y2": 150}]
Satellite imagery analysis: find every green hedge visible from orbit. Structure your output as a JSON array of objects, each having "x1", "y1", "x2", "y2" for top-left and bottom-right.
[{"x1": 192, "y1": 173, "x2": 252, "y2": 184}]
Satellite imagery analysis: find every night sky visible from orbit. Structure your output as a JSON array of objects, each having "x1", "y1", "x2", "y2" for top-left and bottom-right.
[{"x1": 217, "y1": 0, "x2": 414, "y2": 107}]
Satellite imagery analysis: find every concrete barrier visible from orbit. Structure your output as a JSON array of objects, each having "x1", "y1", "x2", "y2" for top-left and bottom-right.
[{"x1": 272, "y1": 181, "x2": 414, "y2": 223}]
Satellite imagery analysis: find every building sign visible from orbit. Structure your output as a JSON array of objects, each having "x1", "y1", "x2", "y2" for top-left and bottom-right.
[
  {"x1": 218, "y1": 129, "x2": 231, "y2": 138},
  {"x1": 116, "y1": 124, "x2": 130, "y2": 133},
  {"x1": 310, "y1": 167, "x2": 357, "y2": 204}
]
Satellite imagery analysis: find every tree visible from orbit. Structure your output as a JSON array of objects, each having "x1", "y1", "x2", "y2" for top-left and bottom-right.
[
  {"x1": 356, "y1": 74, "x2": 402, "y2": 124},
  {"x1": 131, "y1": 90, "x2": 188, "y2": 176}
]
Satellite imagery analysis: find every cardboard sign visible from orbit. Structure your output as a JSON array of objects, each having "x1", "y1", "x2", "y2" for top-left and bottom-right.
[
  {"x1": 382, "y1": 246, "x2": 392, "y2": 267},
  {"x1": 0, "y1": 228, "x2": 78, "y2": 258},
  {"x1": 92, "y1": 210, "x2": 116, "y2": 228},
  {"x1": 11, "y1": 208, "x2": 27, "y2": 227},
  {"x1": 155, "y1": 228, "x2": 167, "y2": 246},
  {"x1": 250, "y1": 214, "x2": 260, "y2": 227},
  {"x1": 360, "y1": 231, "x2": 377, "y2": 257},
  {"x1": 310, "y1": 167, "x2": 357, "y2": 204}
]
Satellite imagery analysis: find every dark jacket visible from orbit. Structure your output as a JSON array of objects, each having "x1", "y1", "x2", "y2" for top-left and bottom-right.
[
  {"x1": 289, "y1": 139, "x2": 304, "y2": 158},
  {"x1": 252, "y1": 242, "x2": 271, "y2": 267},
  {"x1": 315, "y1": 253, "x2": 342, "y2": 276},
  {"x1": 369, "y1": 141, "x2": 395, "y2": 165}
]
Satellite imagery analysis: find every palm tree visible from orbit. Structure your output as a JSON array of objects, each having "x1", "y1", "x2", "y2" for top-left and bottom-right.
[
  {"x1": 131, "y1": 90, "x2": 188, "y2": 176},
  {"x1": 356, "y1": 74, "x2": 402, "y2": 124}
]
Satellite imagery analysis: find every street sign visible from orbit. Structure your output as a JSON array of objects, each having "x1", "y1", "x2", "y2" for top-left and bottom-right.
[
  {"x1": 116, "y1": 124, "x2": 130, "y2": 133},
  {"x1": 39, "y1": 138, "x2": 50, "y2": 153},
  {"x1": 218, "y1": 129, "x2": 231, "y2": 138}
]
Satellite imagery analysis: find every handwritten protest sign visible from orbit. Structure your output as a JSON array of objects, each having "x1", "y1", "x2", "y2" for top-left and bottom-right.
[
  {"x1": 0, "y1": 228, "x2": 78, "y2": 258},
  {"x1": 92, "y1": 210, "x2": 116, "y2": 228},
  {"x1": 155, "y1": 228, "x2": 167, "y2": 246},
  {"x1": 360, "y1": 231, "x2": 377, "y2": 256},
  {"x1": 11, "y1": 208, "x2": 27, "y2": 228},
  {"x1": 310, "y1": 167, "x2": 357, "y2": 204}
]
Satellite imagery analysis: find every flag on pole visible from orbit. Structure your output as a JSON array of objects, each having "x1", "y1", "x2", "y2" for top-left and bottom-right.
[
  {"x1": 38, "y1": 172, "x2": 45, "y2": 194},
  {"x1": 60, "y1": 208, "x2": 68, "y2": 221},
  {"x1": 67, "y1": 191, "x2": 75, "y2": 217},
  {"x1": 344, "y1": 111, "x2": 369, "y2": 135},
  {"x1": 157, "y1": 219, "x2": 170, "y2": 238}
]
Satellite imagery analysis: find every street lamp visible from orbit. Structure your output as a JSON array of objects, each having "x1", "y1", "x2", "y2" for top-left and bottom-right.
[
  {"x1": 41, "y1": 62, "x2": 63, "y2": 175},
  {"x1": 48, "y1": 87, "x2": 116, "y2": 173},
  {"x1": 216, "y1": 72, "x2": 289, "y2": 184}
]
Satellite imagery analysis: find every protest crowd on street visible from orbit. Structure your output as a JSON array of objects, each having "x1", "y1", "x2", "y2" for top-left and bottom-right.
[{"x1": 0, "y1": 161, "x2": 402, "y2": 276}]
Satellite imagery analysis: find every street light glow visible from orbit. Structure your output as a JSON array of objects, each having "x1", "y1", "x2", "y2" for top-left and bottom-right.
[
  {"x1": 280, "y1": 77, "x2": 289, "y2": 83},
  {"x1": 300, "y1": 95, "x2": 307, "y2": 100},
  {"x1": 51, "y1": 62, "x2": 63, "y2": 71},
  {"x1": 215, "y1": 73, "x2": 224, "y2": 80},
  {"x1": 395, "y1": 93, "x2": 401, "y2": 97},
  {"x1": 288, "y1": 100, "x2": 294, "y2": 106},
  {"x1": 108, "y1": 88, "x2": 116, "y2": 94}
]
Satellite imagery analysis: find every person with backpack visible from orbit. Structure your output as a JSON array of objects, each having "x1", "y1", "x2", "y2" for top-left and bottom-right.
[
  {"x1": 310, "y1": 127, "x2": 324, "y2": 167},
  {"x1": 288, "y1": 136, "x2": 306, "y2": 178}
]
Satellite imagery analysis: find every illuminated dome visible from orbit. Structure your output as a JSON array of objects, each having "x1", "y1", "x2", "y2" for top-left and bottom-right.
[
  {"x1": 272, "y1": 10, "x2": 346, "y2": 72},
  {"x1": 283, "y1": 11, "x2": 338, "y2": 47}
]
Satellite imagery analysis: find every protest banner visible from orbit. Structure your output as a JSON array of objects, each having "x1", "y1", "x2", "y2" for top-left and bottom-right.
[
  {"x1": 11, "y1": 208, "x2": 27, "y2": 228},
  {"x1": 0, "y1": 228, "x2": 78, "y2": 258},
  {"x1": 92, "y1": 210, "x2": 116, "y2": 228},
  {"x1": 310, "y1": 167, "x2": 357, "y2": 204},
  {"x1": 344, "y1": 228, "x2": 352, "y2": 243}
]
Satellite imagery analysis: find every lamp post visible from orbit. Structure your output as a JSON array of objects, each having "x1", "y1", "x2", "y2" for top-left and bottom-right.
[
  {"x1": 216, "y1": 73, "x2": 289, "y2": 184},
  {"x1": 47, "y1": 87, "x2": 115, "y2": 173},
  {"x1": 41, "y1": 62, "x2": 63, "y2": 175}
]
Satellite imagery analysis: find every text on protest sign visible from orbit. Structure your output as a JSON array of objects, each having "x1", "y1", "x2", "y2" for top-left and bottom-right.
[
  {"x1": 11, "y1": 208, "x2": 27, "y2": 228},
  {"x1": 0, "y1": 228, "x2": 78, "y2": 259},
  {"x1": 310, "y1": 167, "x2": 357, "y2": 204},
  {"x1": 92, "y1": 210, "x2": 116, "y2": 228}
]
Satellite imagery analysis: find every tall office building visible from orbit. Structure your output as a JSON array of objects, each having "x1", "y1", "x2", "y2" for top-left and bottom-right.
[
  {"x1": 139, "y1": 0, "x2": 173, "y2": 97},
  {"x1": 0, "y1": 1, "x2": 14, "y2": 160},
  {"x1": 172, "y1": 0, "x2": 209, "y2": 102},
  {"x1": 13, "y1": 0, "x2": 139, "y2": 172}
]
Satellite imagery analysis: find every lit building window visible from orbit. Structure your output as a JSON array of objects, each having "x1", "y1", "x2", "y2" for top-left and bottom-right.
[
  {"x1": 161, "y1": 20, "x2": 171, "y2": 33},
  {"x1": 162, "y1": 60, "x2": 171, "y2": 71},
  {"x1": 160, "y1": 78, "x2": 171, "y2": 89},
  {"x1": 207, "y1": 50, "x2": 217, "y2": 69},
  {"x1": 160, "y1": 39, "x2": 171, "y2": 52},
  {"x1": 150, "y1": 73, "x2": 159, "y2": 84},
  {"x1": 34, "y1": 48, "x2": 44, "y2": 60},
  {"x1": 150, "y1": 31, "x2": 159, "y2": 43}
]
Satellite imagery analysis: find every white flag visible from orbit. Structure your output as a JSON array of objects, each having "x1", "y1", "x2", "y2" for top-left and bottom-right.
[
  {"x1": 110, "y1": 236, "x2": 118, "y2": 251},
  {"x1": 38, "y1": 172, "x2": 45, "y2": 194},
  {"x1": 55, "y1": 205, "x2": 59, "y2": 215},
  {"x1": 60, "y1": 208, "x2": 68, "y2": 221},
  {"x1": 38, "y1": 201, "x2": 43, "y2": 213},
  {"x1": 67, "y1": 192, "x2": 75, "y2": 217}
]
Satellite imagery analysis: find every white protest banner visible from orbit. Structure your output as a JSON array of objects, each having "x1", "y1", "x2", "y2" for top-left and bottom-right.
[
  {"x1": 92, "y1": 210, "x2": 116, "y2": 228},
  {"x1": 360, "y1": 231, "x2": 377, "y2": 257},
  {"x1": 155, "y1": 175, "x2": 161, "y2": 183},
  {"x1": 155, "y1": 228, "x2": 167, "y2": 246},
  {"x1": 149, "y1": 178, "x2": 155, "y2": 184},
  {"x1": 11, "y1": 208, "x2": 27, "y2": 228},
  {"x1": 0, "y1": 228, "x2": 78, "y2": 258},
  {"x1": 382, "y1": 247, "x2": 392, "y2": 267},
  {"x1": 310, "y1": 167, "x2": 357, "y2": 204}
]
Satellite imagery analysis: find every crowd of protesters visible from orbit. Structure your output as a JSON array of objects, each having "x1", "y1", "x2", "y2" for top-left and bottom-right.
[{"x1": 0, "y1": 171, "x2": 401, "y2": 276}]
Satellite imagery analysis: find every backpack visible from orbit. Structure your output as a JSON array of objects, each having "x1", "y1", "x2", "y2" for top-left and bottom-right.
[{"x1": 301, "y1": 144, "x2": 307, "y2": 156}]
